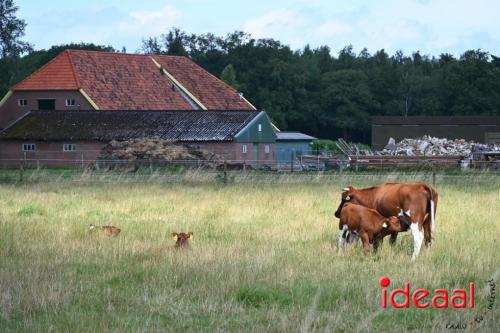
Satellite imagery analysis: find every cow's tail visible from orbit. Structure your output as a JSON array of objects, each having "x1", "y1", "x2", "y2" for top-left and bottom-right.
[{"x1": 426, "y1": 186, "x2": 438, "y2": 240}]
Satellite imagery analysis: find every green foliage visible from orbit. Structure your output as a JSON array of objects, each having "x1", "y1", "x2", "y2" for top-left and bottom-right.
[
  {"x1": 220, "y1": 64, "x2": 239, "y2": 90},
  {"x1": 0, "y1": 0, "x2": 32, "y2": 58}
]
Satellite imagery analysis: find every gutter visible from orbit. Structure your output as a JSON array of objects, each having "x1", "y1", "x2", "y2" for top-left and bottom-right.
[
  {"x1": 151, "y1": 57, "x2": 208, "y2": 111},
  {"x1": 0, "y1": 90, "x2": 13, "y2": 108}
]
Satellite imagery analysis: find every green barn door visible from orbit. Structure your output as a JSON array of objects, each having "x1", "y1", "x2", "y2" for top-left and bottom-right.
[{"x1": 253, "y1": 144, "x2": 259, "y2": 163}]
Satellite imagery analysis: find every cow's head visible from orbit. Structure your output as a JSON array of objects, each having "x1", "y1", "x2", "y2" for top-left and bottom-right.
[
  {"x1": 334, "y1": 186, "x2": 355, "y2": 218},
  {"x1": 397, "y1": 208, "x2": 412, "y2": 231},
  {"x1": 172, "y1": 232, "x2": 193, "y2": 248},
  {"x1": 382, "y1": 216, "x2": 403, "y2": 233}
]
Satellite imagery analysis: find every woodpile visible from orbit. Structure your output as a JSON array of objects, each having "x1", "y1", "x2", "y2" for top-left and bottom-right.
[{"x1": 99, "y1": 138, "x2": 223, "y2": 162}]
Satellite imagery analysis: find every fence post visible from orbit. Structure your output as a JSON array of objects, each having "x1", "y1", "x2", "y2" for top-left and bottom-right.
[
  {"x1": 19, "y1": 161, "x2": 24, "y2": 182},
  {"x1": 149, "y1": 158, "x2": 153, "y2": 174},
  {"x1": 290, "y1": 152, "x2": 294, "y2": 172},
  {"x1": 243, "y1": 159, "x2": 246, "y2": 172},
  {"x1": 432, "y1": 163, "x2": 436, "y2": 186},
  {"x1": 223, "y1": 160, "x2": 228, "y2": 184},
  {"x1": 81, "y1": 153, "x2": 84, "y2": 169}
]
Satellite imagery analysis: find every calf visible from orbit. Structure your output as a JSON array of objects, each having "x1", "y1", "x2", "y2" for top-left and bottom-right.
[
  {"x1": 172, "y1": 232, "x2": 193, "y2": 248},
  {"x1": 89, "y1": 224, "x2": 121, "y2": 236},
  {"x1": 338, "y1": 203, "x2": 403, "y2": 255}
]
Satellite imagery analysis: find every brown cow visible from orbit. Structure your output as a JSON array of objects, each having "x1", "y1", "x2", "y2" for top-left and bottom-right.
[
  {"x1": 334, "y1": 183, "x2": 438, "y2": 260},
  {"x1": 172, "y1": 232, "x2": 193, "y2": 248},
  {"x1": 89, "y1": 224, "x2": 121, "y2": 236},
  {"x1": 338, "y1": 203, "x2": 403, "y2": 255}
]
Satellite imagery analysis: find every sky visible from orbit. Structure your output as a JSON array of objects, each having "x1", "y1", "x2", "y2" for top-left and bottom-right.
[{"x1": 16, "y1": 0, "x2": 500, "y2": 57}]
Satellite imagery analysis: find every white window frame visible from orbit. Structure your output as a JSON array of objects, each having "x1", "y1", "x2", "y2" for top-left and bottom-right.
[
  {"x1": 264, "y1": 145, "x2": 270, "y2": 154},
  {"x1": 258, "y1": 123, "x2": 262, "y2": 132},
  {"x1": 63, "y1": 143, "x2": 77, "y2": 152},
  {"x1": 18, "y1": 99, "x2": 28, "y2": 106},
  {"x1": 65, "y1": 98, "x2": 76, "y2": 106},
  {"x1": 242, "y1": 144, "x2": 247, "y2": 154},
  {"x1": 22, "y1": 143, "x2": 36, "y2": 152}
]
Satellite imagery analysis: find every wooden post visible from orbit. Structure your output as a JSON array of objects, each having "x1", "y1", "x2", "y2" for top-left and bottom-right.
[
  {"x1": 243, "y1": 159, "x2": 246, "y2": 172},
  {"x1": 149, "y1": 158, "x2": 153, "y2": 174},
  {"x1": 290, "y1": 152, "x2": 294, "y2": 172},
  {"x1": 81, "y1": 153, "x2": 84, "y2": 169},
  {"x1": 223, "y1": 160, "x2": 228, "y2": 184},
  {"x1": 432, "y1": 163, "x2": 436, "y2": 186},
  {"x1": 19, "y1": 161, "x2": 24, "y2": 182}
]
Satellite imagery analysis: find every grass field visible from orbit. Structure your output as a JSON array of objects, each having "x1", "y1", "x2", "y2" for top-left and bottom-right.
[{"x1": 0, "y1": 173, "x2": 499, "y2": 332}]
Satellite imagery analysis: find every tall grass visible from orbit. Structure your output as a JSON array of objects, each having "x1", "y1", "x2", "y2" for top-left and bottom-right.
[{"x1": 0, "y1": 175, "x2": 499, "y2": 332}]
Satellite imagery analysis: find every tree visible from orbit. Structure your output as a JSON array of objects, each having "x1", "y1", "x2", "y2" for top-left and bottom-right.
[
  {"x1": 0, "y1": 0, "x2": 31, "y2": 58},
  {"x1": 220, "y1": 64, "x2": 240, "y2": 90}
]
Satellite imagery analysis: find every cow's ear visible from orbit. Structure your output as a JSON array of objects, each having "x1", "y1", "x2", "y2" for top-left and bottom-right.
[{"x1": 172, "y1": 233, "x2": 178, "y2": 240}]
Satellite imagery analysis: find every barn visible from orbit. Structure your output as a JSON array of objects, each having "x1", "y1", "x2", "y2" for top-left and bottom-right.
[
  {"x1": 372, "y1": 116, "x2": 500, "y2": 149},
  {"x1": 275, "y1": 132, "x2": 316, "y2": 163},
  {"x1": 0, "y1": 110, "x2": 277, "y2": 168}
]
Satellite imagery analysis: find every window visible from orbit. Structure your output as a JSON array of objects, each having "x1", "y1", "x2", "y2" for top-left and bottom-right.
[
  {"x1": 38, "y1": 99, "x2": 55, "y2": 110},
  {"x1": 63, "y1": 144, "x2": 77, "y2": 152},
  {"x1": 18, "y1": 99, "x2": 28, "y2": 106},
  {"x1": 22, "y1": 143, "x2": 36, "y2": 151},
  {"x1": 65, "y1": 98, "x2": 76, "y2": 106},
  {"x1": 258, "y1": 123, "x2": 262, "y2": 132},
  {"x1": 264, "y1": 145, "x2": 270, "y2": 154},
  {"x1": 242, "y1": 145, "x2": 247, "y2": 154}
]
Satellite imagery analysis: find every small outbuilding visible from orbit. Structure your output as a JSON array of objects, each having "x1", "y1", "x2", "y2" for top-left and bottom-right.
[{"x1": 275, "y1": 132, "x2": 316, "y2": 163}]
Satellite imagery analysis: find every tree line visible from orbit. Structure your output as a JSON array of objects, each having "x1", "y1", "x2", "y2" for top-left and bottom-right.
[{"x1": 1, "y1": 1, "x2": 500, "y2": 142}]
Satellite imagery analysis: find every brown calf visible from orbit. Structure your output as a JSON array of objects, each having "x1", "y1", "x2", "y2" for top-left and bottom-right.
[
  {"x1": 89, "y1": 224, "x2": 121, "y2": 236},
  {"x1": 338, "y1": 203, "x2": 403, "y2": 255},
  {"x1": 172, "y1": 232, "x2": 193, "y2": 248}
]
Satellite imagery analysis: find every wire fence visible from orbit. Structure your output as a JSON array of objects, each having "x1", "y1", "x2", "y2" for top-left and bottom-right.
[{"x1": 1, "y1": 156, "x2": 500, "y2": 186}]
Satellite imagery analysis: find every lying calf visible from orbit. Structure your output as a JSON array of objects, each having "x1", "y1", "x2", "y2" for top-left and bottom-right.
[
  {"x1": 172, "y1": 232, "x2": 193, "y2": 248},
  {"x1": 89, "y1": 224, "x2": 121, "y2": 236},
  {"x1": 338, "y1": 203, "x2": 403, "y2": 255}
]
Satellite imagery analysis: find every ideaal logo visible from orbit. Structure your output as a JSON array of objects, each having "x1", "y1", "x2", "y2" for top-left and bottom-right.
[
  {"x1": 378, "y1": 276, "x2": 496, "y2": 330},
  {"x1": 379, "y1": 276, "x2": 474, "y2": 309}
]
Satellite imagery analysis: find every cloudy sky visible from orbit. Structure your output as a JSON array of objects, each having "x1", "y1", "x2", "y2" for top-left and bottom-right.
[{"x1": 17, "y1": 0, "x2": 500, "y2": 56}]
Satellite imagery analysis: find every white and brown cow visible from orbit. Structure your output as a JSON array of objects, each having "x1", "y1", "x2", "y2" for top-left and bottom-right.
[{"x1": 334, "y1": 183, "x2": 438, "y2": 260}]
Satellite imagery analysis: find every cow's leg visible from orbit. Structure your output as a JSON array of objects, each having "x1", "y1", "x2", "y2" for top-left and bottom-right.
[
  {"x1": 389, "y1": 233, "x2": 398, "y2": 245},
  {"x1": 423, "y1": 219, "x2": 432, "y2": 247},
  {"x1": 410, "y1": 223, "x2": 424, "y2": 261},
  {"x1": 338, "y1": 225, "x2": 348, "y2": 249},
  {"x1": 373, "y1": 239, "x2": 381, "y2": 253},
  {"x1": 347, "y1": 231, "x2": 359, "y2": 244},
  {"x1": 360, "y1": 232, "x2": 370, "y2": 256}
]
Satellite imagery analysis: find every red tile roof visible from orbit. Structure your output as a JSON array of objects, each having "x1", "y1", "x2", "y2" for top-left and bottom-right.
[
  {"x1": 154, "y1": 55, "x2": 255, "y2": 110},
  {"x1": 11, "y1": 50, "x2": 255, "y2": 111},
  {"x1": 13, "y1": 50, "x2": 80, "y2": 90}
]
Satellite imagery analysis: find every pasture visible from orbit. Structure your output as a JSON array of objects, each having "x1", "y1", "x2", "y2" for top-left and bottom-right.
[{"x1": 0, "y1": 173, "x2": 499, "y2": 332}]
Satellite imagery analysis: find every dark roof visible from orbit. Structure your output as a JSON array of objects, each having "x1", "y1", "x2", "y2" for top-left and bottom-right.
[
  {"x1": 372, "y1": 116, "x2": 500, "y2": 125},
  {"x1": 0, "y1": 110, "x2": 261, "y2": 142},
  {"x1": 12, "y1": 50, "x2": 255, "y2": 111},
  {"x1": 276, "y1": 132, "x2": 316, "y2": 141}
]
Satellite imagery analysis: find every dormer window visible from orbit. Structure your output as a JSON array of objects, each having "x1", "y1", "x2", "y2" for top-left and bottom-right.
[
  {"x1": 18, "y1": 99, "x2": 28, "y2": 106},
  {"x1": 65, "y1": 98, "x2": 76, "y2": 106}
]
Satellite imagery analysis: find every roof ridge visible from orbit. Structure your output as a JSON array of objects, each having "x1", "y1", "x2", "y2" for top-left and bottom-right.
[{"x1": 66, "y1": 50, "x2": 81, "y2": 88}]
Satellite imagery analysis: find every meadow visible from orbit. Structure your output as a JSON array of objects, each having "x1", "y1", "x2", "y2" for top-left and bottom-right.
[{"x1": 0, "y1": 172, "x2": 499, "y2": 332}]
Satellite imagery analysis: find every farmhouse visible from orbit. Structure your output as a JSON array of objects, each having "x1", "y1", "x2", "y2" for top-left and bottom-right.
[
  {"x1": 0, "y1": 50, "x2": 256, "y2": 130},
  {"x1": 372, "y1": 116, "x2": 500, "y2": 149},
  {"x1": 0, "y1": 110, "x2": 276, "y2": 167}
]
